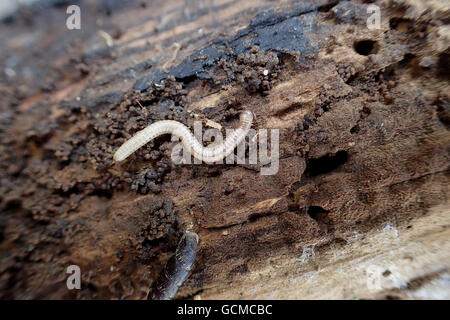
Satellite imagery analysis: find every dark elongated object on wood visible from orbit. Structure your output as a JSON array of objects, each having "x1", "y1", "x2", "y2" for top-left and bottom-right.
[{"x1": 148, "y1": 230, "x2": 199, "y2": 300}]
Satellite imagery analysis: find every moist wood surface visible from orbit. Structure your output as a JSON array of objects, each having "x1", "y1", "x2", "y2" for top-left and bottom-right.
[{"x1": 0, "y1": 0, "x2": 449, "y2": 299}]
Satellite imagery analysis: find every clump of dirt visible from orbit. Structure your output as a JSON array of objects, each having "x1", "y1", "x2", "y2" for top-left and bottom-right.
[
  {"x1": 215, "y1": 45, "x2": 281, "y2": 94},
  {"x1": 144, "y1": 198, "x2": 177, "y2": 241},
  {"x1": 130, "y1": 163, "x2": 171, "y2": 194}
]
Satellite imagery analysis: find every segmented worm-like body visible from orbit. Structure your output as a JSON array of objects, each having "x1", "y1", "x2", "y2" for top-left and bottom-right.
[
  {"x1": 113, "y1": 111, "x2": 253, "y2": 163},
  {"x1": 148, "y1": 230, "x2": 199, "y2": 300}
]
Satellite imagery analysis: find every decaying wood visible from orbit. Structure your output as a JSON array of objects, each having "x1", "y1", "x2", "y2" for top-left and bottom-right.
[{"x1": 0, "y1": 0, "x2": 448, "y2": 299}]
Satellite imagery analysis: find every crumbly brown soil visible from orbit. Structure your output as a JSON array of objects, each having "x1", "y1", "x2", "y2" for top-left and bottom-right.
[{"x1": 0, "y1": 0, "x2": 448, "y2": 299}]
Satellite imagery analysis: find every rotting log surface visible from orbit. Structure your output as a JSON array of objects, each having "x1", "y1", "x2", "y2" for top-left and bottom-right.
[{"x1": 0, "y1": 0, "x2": 449, "y2": 299}]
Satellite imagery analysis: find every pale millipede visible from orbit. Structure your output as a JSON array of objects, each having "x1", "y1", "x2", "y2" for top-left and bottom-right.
[
  {"x1": 113, "y1": 111, "x2": 253, "y2": 163},
  {"x1": 148, "y1": 230, "x2": 199, "y2": 300}
]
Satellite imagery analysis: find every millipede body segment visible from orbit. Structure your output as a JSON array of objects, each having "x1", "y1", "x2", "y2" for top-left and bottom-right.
[{"x1": 113, "y1": 111, "x2": 253, "y2": 163}]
